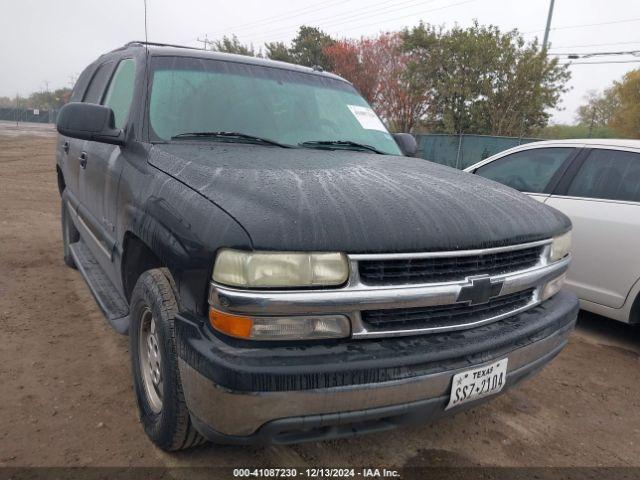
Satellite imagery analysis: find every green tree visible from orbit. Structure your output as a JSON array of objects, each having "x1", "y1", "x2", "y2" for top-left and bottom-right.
[
  {"x1": 576, "y1": 89, "x2": 620, "y2": 128},
  {"x1": 402, "y1": 22, "x2": 571, "y2": 136},
  {"x1": 609, "y1": 69, "x2": 640, "y2": 138},
  {"x1": 27, "y1": 88, "x2": 72, "y2": 110},
  {"x1": 289, "y1": 26, "x2": 335, "y2": 69},
  {"x1": 210, "y1": 35, "x2": 256, "y2": 56},
  {"x1": 264, "y1": 41, "x2": 295, "y2": 63},
  {"x1": 534, "y1": 124, "x2": 617, "y2": 139}
]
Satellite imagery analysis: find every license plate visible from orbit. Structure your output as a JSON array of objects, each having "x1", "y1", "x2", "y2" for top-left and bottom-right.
[{"x1": 446, "y1": 358, "x2": 508, "y2": 410}]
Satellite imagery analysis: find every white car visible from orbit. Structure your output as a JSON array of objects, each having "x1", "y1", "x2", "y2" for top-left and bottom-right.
[{"x1": 465, "y1": 139, "x2": 640, "y2": 324}]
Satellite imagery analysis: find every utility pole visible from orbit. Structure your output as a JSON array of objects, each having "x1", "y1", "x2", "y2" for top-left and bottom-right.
[
  {"x1": 543, "y1": 0, "x2": 556, "y2": 51},
  {"x1": 588, "y1": 105, "x2": 596, "y2": 138},
  {"x1": 197, "y1": 35, "x2": 213, "y2": 50}
]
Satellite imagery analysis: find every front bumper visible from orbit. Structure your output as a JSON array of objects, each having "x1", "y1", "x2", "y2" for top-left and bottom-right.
[{"x1": 175, "y1": 290, "x2": 578, "y2": 444}]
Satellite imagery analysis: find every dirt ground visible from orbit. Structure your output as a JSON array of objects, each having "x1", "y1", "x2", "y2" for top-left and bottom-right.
[{"x1": 1, "y1": 123, "x2": 639, "y2": 471}]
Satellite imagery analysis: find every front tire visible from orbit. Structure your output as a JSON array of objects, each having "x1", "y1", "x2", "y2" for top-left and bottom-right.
[{"x1": 129, "y1": 268, "x2": 206, "y2": 451}]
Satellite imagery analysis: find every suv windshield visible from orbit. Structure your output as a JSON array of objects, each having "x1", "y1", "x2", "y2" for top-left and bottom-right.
[{"x1": 149, "y1": 56, "x2": 401, "y2": 155}]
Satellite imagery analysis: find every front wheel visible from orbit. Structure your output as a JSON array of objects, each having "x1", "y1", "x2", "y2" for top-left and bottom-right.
[{"x1": 129, "y1": 268, "x2": 206, "y2": 451}]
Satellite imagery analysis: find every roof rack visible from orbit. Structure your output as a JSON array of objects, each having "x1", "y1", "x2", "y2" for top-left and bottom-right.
[{"x1": 124, "y1": 41, "x2": 205, "y2": 51}]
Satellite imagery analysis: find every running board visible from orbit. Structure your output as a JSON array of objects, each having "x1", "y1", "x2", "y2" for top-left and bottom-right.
[{"x1": 69, "y1": 241, "x2": 130, "y2": 335}]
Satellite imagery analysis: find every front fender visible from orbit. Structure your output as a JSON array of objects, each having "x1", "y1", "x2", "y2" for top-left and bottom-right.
[{"x1": 117, "y1": 166, "x2": 252, "y2": 316}]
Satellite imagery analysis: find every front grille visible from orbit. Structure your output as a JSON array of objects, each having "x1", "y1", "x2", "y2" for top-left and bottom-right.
[
  {"x1": 358, "y1": 245, "x2": 543, "y2": 285},
  {"x1": 361, "y1": 289, "x2": 535, "y2": 331}
]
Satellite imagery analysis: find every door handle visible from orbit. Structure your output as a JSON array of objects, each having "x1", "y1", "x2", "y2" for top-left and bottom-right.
[
  {"x1": 63, "y1": 141, "x2": 69, "y2": 154},
  {"x1": 79, "y1": 152, "x2": 88, "y2": 169}
]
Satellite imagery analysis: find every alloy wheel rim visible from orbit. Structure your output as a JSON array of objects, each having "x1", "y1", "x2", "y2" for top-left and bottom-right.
[{"x1": 139, "y1": 307, "x2": 163, "y2": 413}]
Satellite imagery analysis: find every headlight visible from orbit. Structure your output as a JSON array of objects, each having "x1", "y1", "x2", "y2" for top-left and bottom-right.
[
  {"x1": 550, "y1": 231, "x2": 571, "y2": 262},
  {"x1": 212, "y1": 249, "x2": 349, "y2": 288}
]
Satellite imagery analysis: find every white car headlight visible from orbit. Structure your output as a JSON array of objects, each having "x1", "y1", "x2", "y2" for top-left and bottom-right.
[
  {"x1": 212, "y1": 249, "x2": 349, "y2": 288},
  {"x1": 550, "y1": 231, "x2": 571, "y2": 262}
]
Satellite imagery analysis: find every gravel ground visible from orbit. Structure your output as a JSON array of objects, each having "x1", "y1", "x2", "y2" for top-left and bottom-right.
[{"x1": 1, "y1": 127, "x2": 639, "y2": 472}]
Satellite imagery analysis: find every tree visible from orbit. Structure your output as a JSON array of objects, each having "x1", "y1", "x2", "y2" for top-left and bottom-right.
[
  {"x1": 264, "y1": 41, "x2": 295, "y2": 63},
  {"x1": 609, "y1": 69, "x2": 640, "y2": 138},
  {"x1": 324, "y1": 33, "x2": 429, "y2": 132},
  {"x1": 534, "y1": 124, "x2": 617, "y2": 139},
  {"x1": 401, "y1": 22, "x2": 571, "y2": 136},
  {"x1": 574, "y1": 69, "x2": 640, "y2": 138},
  {"x1": 576, "y1": 89, "x2": 620, "y2": 128},
  {"x1": 26, "y1": 88, "x2": 72, "y2": 110},
  {"x1": 323, "y1": 37, "x2": 380, "y2": 105},
  {"x1": 289, "y1": 26, "x2": 335, "y2": 69},
  {"x1": 263, "y1": 26, "x2": 335, "y2": 68},
  {"x1": 210, "y1": 35, "x2": 256, "y2": 56}
]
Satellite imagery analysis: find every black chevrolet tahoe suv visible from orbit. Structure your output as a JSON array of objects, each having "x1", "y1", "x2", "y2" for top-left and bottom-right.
[{"x1": 55, "y1": 41, "x2": 578, "y2": 450}]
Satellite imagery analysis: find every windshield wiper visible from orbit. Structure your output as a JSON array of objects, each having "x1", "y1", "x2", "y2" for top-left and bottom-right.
[
  {"x1": 299, "y1": 140, "x2": 385, "y2": 154},
  {"x1": 171, "y1": 131, "x2": 295, "y2": 148}
]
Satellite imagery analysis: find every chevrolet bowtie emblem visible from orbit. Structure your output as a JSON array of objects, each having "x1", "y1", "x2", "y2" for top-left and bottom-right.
[{"x1": 457, "y1": 276, "x2": 504, "y2": 305}]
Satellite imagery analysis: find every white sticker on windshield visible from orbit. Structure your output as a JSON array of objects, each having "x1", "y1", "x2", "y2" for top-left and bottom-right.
[{"x1": 347, "y1": 105, "x2": 387, "y2": 132}]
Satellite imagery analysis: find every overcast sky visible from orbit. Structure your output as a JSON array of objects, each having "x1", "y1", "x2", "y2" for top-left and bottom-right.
[{"x1": 1, "y1": 0, "x2": 639, "y2": 123}]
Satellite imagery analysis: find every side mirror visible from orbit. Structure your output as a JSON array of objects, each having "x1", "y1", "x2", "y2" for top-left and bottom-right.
[
  {"x1": 56, "y1": 102, "x2": 125, "y2": 146},
  {"x1": 393, "y1": 133, "x2": 417, "y2": 157}
]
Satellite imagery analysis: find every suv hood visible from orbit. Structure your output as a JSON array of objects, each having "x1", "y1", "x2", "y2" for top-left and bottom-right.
[{"x1": 150, "y1": 143, "x2": 570, "y2": 253}]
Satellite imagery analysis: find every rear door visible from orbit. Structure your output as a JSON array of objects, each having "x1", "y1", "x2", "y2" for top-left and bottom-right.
[
  {"x1": 472, "y1": 147, "x2": 578, "y2": 202},
  {"x1": 546, "y1": 147, "x2": 640, "y2": 309}
]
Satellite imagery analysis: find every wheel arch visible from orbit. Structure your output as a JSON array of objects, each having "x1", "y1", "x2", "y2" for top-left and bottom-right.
[
  {"x1": 630, "y1": 291, "x2": 640, "y2": 325},
  {"x1": 121, "y1": 232, "x2": 165, "y2": 303}
]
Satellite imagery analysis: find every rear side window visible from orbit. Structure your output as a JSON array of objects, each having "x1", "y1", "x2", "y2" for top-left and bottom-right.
[
  {"x1": 567, "y1": 149, "x2": 640, "y2": 202},
  {"x1": 103, "y1": 59, "x2": 136, "y2": 128},
  {"x1": 83, "y1": 62, "x2": 114, "y2": 104},
  {"x1": 475, "y1": 147, "x2": 575, "y2": 193}
]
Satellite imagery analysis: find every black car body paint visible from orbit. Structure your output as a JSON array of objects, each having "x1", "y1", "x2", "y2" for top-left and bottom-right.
[{"x1": 56, "y1": 43, "x2": 577, "y2": 446}]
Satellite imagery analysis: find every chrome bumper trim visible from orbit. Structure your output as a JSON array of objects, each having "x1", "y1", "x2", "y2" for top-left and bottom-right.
[{"x1": 179, "y1": 323, "x2": 572, "y2": 437}]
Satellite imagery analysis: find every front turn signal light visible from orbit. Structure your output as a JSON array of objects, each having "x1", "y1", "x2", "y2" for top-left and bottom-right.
[{"x1": 209, "y1": 308, "x2": 253, "y2": 339}]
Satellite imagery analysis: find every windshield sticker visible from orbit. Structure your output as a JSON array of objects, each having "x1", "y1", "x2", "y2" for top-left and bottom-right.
[{"x1": 347, "y1": 105, "x2": 387, "y2": 132}]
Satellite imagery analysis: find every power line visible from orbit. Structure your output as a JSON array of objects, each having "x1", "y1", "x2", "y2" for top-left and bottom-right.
[
  {"x1": 333, "y1": 0, "x2": 477, "y2": 35},
  {"x1": 207, "y1": 0, "x2": 352, "y2": 36},
  {"x1": 551, "y1": 50, "x2": 640, "y2": 59},
  {"x1": 524, "y1": 17, "x2": 640, "y2": 35},
  {"x1": 284, "y1": 0, "x2": 477, "y2": 40},
  {"x1": 245, "y1": 0, "x2": 437, "y2": 40},
  {"x1": 248, "y1": 0, "x2": 439, "y2": 41},
  {"x1": 550, "y1": 40, "x2": 640, "y2": 50},
  {"x1": 561, "y1": 59, "x2": 640, "y2": 65}
]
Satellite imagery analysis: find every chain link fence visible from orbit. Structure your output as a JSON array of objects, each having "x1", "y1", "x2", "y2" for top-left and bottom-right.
[
  {"x1": 0, "y1": 107, "x2": 59, "y2": 124},
  {"x1": 415, "y1": 133, "x2": 541, "y2": 169}
]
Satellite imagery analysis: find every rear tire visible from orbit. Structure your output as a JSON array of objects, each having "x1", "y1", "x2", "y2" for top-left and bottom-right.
[
  {"x1": 129, "y1": 268, "x2": 206, "y2": 451},
  {"x1": 61, "y1": 199, "x2": 79, "y2": 269}
]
